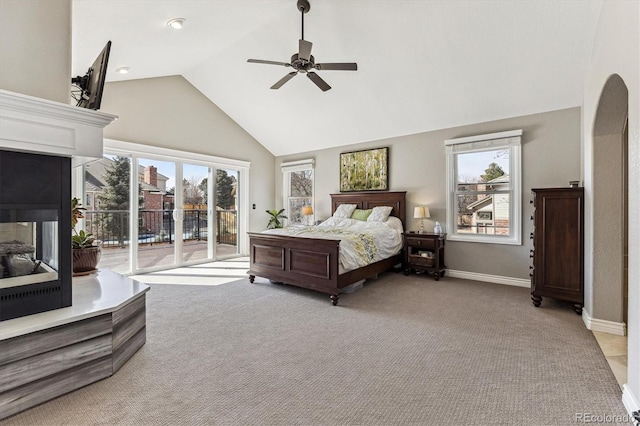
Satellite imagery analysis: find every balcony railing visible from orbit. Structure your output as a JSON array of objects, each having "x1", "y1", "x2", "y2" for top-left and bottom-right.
[{"x1": 84, "y1": 209, "x2": 237, "y2": 248}]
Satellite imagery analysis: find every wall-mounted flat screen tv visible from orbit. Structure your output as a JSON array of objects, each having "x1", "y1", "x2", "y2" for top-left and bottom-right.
[{"x1": 71, "y1": 40, "x2": 111, "y2": 110}]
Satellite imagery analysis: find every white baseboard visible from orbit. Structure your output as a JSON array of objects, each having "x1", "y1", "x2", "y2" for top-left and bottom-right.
[
  {"x1": 582, "y1": 308, "x2": 627, "y2": 336},
  {"x1": 623, "y1": 385, "x2": 640, "y2": 425},
  {"x1": 447, "y1": 269, "x2": 530, "y2": 288},
  {"x1": 448, "y1": 270, "x2": 629, "y2": 336}
]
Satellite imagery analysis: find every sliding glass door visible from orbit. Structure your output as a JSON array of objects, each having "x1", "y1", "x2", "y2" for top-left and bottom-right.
[
  {"x1": 215, "y1": 168, "x2": 239, "y2": 258},
  {"x1": 182, "y1": 164, "x2": 211, "y2": 264},
  {"x1": 77, "y1": 141, "x2": 247, "y2": 275},
  {"x1": 136, "y1": 157, "x2": 178, "y2": 271},
  {"x1": 82, "y1": 155, "x2": 132, "y2": 275}
]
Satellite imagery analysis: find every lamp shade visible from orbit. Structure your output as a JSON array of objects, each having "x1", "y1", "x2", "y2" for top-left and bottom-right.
[
  {"x1": 301, "y1": 206, "x2": 313, "y2": 216},
  {"x1": 413, "y1": 206, "x2": 430, "y2": 219}
]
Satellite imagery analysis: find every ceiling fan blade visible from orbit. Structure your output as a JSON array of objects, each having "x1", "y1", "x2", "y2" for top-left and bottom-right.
[
  {"x1": 248, "y1": 59, "x2": 291, "y2": 67},
  {"x1": 299, "y1": 39, "x2": 313, "y2": 61},
  {"x1": 271, "y1": 72, "x2": 298, "y2": 89},
  {"x1": 315, "y1": 62, "x2": 358, "y2": 71},
  {"x1": 307, "y1": 72, "x2": 331, "y2": 92}
]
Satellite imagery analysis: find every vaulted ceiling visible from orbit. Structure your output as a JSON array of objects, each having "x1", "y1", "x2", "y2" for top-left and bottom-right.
[{"x1": 72, "y1": 0, "x2": 602, "y2": 156}]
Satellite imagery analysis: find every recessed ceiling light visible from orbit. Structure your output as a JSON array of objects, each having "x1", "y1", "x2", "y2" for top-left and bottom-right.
[
  {"x1": 115, "y1": 67, "x2": 130, "y2": 75},
  {"x1": 167, "y1": 18, "x2": 186, "y2": 30}
]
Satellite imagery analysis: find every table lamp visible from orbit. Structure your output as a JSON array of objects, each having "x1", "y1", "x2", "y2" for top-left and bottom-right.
[
  {"x1": 301, "y1": 205, "x2": 314, "y2": 225},
  {"x1": 414, "y1": 206, "x2": 430, "y2": 234}
]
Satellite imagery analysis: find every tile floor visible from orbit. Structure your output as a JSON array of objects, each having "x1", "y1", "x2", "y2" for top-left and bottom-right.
[{"x1": 593, "y1": 331, "x2": 628, "y2": 388}]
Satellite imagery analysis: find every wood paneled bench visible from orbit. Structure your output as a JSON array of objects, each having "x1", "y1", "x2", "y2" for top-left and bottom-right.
[{"x1": 0, "y1": 270, "x2": 149, "y2": 420}]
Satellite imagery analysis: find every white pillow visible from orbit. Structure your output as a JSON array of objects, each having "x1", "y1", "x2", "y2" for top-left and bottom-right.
[
  {"x1": 384, "y1": 216, "x2": 404, "y2": 233},
  {"x1": 367, "y1": 206, "x2": 393, "y2": 222},
  {"x1": 333, "y1": 203, "x2": 357, "y2": 218}
]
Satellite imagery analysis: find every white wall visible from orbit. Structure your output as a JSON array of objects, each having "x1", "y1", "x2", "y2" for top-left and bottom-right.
[
  {"x1": 101, "y1": 76, "x2": 275, "y2": 239},
  {"x1": 277, "y1": 107, "x2": 581, "y2": 280},
  {"x1": 0, "y1": 0, "x2": 71, "y2": 103},
  {"x1": 582, "y1": 0, "x2": 639, "y2": 412}
]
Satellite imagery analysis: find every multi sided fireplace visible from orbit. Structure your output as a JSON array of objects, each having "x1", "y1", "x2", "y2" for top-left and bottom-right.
[{"x1": 0, "y1": 150, "x2": 72, "y2": 321}]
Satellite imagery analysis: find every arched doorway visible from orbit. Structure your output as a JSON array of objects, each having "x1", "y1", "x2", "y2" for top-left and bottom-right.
[{"x1": 591, "y1": 74, "x2": 629, "y2": 385}]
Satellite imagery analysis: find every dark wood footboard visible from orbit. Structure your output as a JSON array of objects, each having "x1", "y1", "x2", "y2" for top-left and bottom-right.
[
  {"x1": 247, "y1": 232, "x2": 341, "y2": 295},
  {"x1": 247, "y1": 232, "x2": 402, "y2": 305}
]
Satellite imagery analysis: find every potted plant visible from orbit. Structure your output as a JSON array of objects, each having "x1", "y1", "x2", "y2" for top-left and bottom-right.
[
  {"x1": 71, "y1": 197, "x2": 101, "y2": 276},
  {"x1": 266, "y1": 209, "x2": 287, "y2": 229}
]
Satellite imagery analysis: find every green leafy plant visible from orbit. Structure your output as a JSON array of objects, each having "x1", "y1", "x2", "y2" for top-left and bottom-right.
[
  {"x1": 72, "y1": 229, "x2": 96, "y2": 249},
  {"x1": 71, "y1": 197, "x2": 96, "y2": 248},
  {"x1": 266, "y1": 209, "x2": 287, "y2": 229},
  {"x1": 71, "y1": 197, "x2": 85, "y2": 230}
]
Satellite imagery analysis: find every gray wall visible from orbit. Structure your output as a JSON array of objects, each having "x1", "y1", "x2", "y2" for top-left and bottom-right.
[
  {"x1": 582, "y1": 0, "x2": 639, "y2": 400},
  {"x1": 100, "y1": 75, "x2": 275, "y2": 235},
  {"x1": 276, "y1": 107, "x2": 581, "y2": 280},
  {"x1": 0, "y1": 0, "x2": 71, "y2": 103}
]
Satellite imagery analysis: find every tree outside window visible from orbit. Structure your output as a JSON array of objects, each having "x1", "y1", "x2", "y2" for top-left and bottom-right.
[
  {"x1": 288, "y1": 170, "x2": 313, "y2": 224},
  {"x1": 281, "y1": 160, "x2": 314, "y2": 226}
]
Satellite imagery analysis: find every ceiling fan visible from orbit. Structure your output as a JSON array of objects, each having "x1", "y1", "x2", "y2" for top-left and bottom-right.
[{"x1": 247, "y1": 0, "x2": 357, "y2": 92}]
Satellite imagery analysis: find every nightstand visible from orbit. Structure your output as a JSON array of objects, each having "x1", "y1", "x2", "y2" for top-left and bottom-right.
[{"x1": 403, "y1": 232, "x2": 447, "y2": 280}]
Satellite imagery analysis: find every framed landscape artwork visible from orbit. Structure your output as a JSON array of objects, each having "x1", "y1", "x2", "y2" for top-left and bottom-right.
[{"x1": 339, "y1": 147, "x2": 389, "y2": 192}]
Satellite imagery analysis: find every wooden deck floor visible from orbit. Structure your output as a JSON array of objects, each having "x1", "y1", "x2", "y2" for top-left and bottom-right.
[{"x1": 97, "y1": 241, "x2": 238, "y2": 274}]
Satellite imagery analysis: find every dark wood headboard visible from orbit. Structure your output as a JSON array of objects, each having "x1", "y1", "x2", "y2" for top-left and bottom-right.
[{"x1": 330, "y1": 191, "x2": 407, "y2": 228}]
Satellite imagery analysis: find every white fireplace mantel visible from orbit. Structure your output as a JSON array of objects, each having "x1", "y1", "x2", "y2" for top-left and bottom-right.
[{"x1": 0, "y1": 89, "x2": 117, "y2": 163}]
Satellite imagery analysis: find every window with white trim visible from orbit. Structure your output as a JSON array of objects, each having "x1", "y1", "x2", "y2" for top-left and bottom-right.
[
  {"x1": 445, "y1": 130, "x2": 522, "y2": 245},
  {"x1": 281, "y1": 159, "x2": 314, "y2": 225}
]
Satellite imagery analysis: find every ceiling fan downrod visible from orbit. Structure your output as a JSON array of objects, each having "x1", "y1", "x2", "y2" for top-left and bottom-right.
[{"x1": 298, "y1": 0, "x2": 310, "y2": 40}]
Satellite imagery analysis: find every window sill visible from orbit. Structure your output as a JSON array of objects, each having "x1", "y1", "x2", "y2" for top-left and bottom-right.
[{"x1": 447, "y1": 234, "x2": 521, "y2": 245}]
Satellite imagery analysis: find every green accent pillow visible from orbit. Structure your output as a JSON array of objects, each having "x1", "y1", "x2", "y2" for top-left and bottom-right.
[{"x1": 351, "y1": 208, "x2": 373, "y2": 221}]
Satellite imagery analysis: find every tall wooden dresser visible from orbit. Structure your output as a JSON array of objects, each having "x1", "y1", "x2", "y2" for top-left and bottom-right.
[{"x1": 530, "y1": 187, "x2": 584, "y2": 314}]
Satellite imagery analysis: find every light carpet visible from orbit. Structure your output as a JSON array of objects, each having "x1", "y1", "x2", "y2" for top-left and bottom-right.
[{"x1": 3, "y1": 271, "x2": 629, "y2": 425}]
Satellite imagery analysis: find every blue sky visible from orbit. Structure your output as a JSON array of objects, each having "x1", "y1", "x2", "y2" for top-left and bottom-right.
[
  {"x1": 136, "y1": 158, "x2": 237, "y2": 190},
  {"x1": 457, "y1": 149, "x2": 509, "y2": 182}
]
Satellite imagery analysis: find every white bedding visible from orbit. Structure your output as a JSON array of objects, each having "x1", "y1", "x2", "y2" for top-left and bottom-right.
[{"x1": 262, "y1": 216, "x2": 404, "y2": 272}]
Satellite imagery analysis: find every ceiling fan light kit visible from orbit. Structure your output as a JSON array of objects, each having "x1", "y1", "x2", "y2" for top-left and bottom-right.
[{"x1": 247, "y1": 0, "x2": 357, "y2": 92}]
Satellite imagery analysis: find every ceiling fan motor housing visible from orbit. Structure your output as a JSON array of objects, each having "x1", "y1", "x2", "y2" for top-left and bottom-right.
[{"x1": 291, "y1": 53, "x2": 315, "y2": 72}]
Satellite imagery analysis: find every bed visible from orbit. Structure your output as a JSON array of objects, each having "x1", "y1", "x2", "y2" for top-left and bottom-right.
[{"x1": 247, "y1": 191, "x2": 406, "y2": 305}]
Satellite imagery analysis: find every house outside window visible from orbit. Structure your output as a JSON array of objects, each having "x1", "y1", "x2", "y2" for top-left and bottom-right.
[
  {"x1": 445, "y1": 130, "x2": 522, "y2": 245},
  {"x1": 281, "y1": 159, "x2": 314, "y2": 225}
]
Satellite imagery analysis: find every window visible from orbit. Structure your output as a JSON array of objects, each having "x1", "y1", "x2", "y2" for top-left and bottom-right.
[
  {"x1": 282, "y1": 159, "x2": 314, "y2": 225},
  {"x1": 445, "y1": 130, "x2": 522, "y2": 245}
]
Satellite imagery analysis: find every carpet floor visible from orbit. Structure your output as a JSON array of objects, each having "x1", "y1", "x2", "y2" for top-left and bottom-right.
[{"x1": 2, "y1": 271, "x2": 629, "y2": 425}]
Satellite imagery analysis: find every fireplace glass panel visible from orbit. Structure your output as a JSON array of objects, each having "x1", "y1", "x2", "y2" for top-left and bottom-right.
[{"x1": 0, "y1": 209, "x2": 59, "y2": 287}]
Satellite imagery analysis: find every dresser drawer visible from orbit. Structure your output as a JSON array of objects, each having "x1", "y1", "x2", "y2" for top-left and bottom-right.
[{"x1": 405, "y1": 237, "x2": 436, "y2": 249}]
